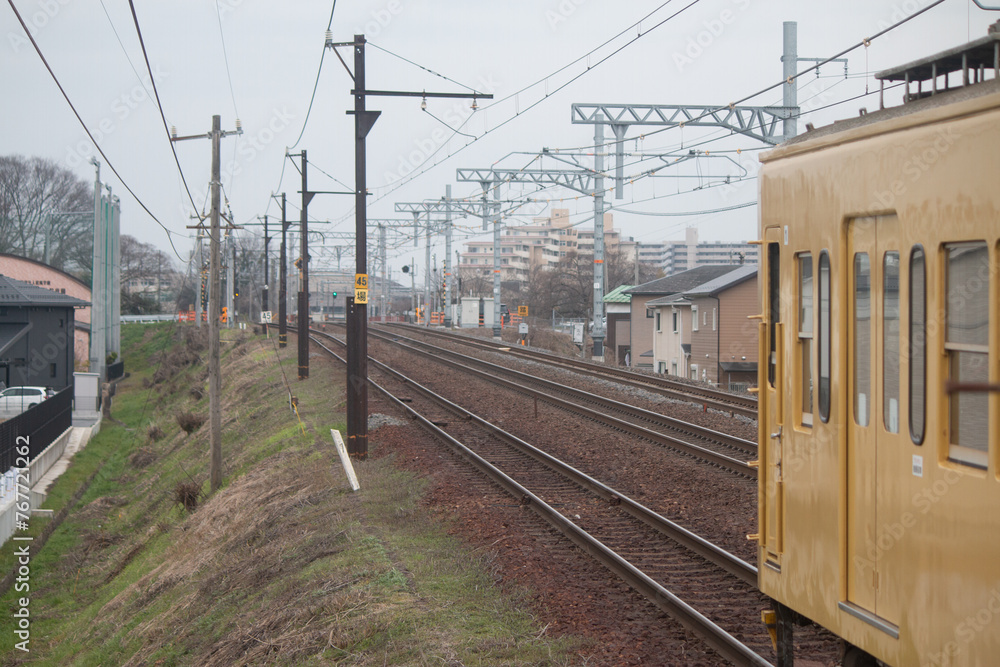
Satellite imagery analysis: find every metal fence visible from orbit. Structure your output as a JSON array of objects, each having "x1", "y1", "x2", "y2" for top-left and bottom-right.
[
  {"x1": 107, "y1": 360, "x2": 125, "y2": 381},
  {"x1": 0, "y1": 386, "x2": 72, "y2": 471}
]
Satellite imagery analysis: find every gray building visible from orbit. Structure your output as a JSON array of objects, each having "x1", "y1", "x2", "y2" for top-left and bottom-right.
[{"x1": 0, "y1": 275, "x2": 88, "y2": 390}]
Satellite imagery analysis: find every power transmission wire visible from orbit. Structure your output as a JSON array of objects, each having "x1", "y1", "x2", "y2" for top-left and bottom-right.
[
  {"x1": 288, "y1": 0, "x2": 338, "y2": 151},
  {"x1": 7, "y1": 0, "x2": 185, "y2": 260},
  {"x1": 342, "y1": 0, "x2": 705, "y2": 217},
  {"x1": 126, "y1": 0, "x2": 202, "y2": 226}
]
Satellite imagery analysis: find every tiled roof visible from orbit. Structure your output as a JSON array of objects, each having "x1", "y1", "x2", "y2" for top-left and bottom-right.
[
  {"x1": 681, "y1": 264, "x2": 757, "y2": 297},
  {"x1": 625, "y1": 265, "x2": 743, "y2": 296},
  {"x1": 0, "y1": 274, "x2": 90, "y2": 307}
]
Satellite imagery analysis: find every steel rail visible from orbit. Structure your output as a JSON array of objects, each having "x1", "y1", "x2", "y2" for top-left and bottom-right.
[
  {"x1": 367, "y1": 330, "x2": 756, "y2": 473},
  {"x1": 374, "y1": 327, "x2": 756, "y2": 454},
  {"x1": 380, "y1": 323, "x2": 758, "y2": 418},
  {"x1": 309, "y1": 332, "x2": 771, "y2": 666}
]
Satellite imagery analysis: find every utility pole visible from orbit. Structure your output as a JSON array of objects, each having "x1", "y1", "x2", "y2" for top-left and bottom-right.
[
  {"x1": 291, "y1": 150, "x2": 313, "y2": 379},
  {"x1": 260, "y1": 215, "x2": 271, "y2": 313},
  {"x1": 207, "y1": 116, "x2": 224, "y2": 489},
  {"x1": 195, "y1": 230, "x2": 203, "y2": 328},
  {"x1": 277, "y1": 193, "x2": 289, "y2": 348},
  {"x1": 592, "y1": 114, "x2": 606, "y2": 361},
  {"x1": 443, "y1": 184, "x2": 453, "y2": 327},
  {"x1": 173, "y1": 115, "x2": 241, "y2": 492},
  {"x1": 326, "y1": 33, "x2": 490, "y2": 457}
]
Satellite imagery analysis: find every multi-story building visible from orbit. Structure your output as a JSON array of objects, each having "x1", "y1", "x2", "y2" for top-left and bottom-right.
[
  {"x1": 638, "y1": 226, "x2": 759, "y2": 275},
  {"x1": 458, "y1": 209, "x2": 633, "y2": 285}
]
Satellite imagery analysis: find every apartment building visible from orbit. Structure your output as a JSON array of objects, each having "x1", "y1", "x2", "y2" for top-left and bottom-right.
[
  {"x1": 458, "y1": 209, "x2": 632, "y2": 285},
  {"x1": 637, "y1": 226, "x2": 758, "y2": 275}
]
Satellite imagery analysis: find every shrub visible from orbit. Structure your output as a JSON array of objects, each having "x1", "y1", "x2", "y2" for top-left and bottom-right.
[{"x1": 176, "y1": 412, "x2": 206, "y2": 434}]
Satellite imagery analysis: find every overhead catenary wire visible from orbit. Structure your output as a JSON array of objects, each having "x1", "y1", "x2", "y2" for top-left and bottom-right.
[
  {"x1": 288, "y1": 0, "x2": 338, "y2": 151},
  {"x1": 7, "y1": 0, "x2": 185, "y2": 260}
]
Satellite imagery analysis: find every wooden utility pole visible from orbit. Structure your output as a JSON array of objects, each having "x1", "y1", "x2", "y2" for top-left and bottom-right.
[
  {"x1": 208, "y1": 115, "x2": 223, "y2": 491},
  {"x1": 174, "y1": 114, "x2": 241, "y2": 492}
]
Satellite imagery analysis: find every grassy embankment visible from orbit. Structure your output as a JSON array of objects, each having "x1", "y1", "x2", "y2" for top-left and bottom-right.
[{"x1": 0, "y1": 322, "x2": 579, "y2": 665}]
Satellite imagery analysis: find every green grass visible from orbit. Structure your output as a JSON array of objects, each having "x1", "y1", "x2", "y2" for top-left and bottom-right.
[{"x1": 0, "y1": 323, "x2": 581, "y2": 665}]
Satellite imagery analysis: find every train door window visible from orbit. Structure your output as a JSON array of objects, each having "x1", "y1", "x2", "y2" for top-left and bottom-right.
[
  {"x1": 910, "y1": 247, "x2": 927, "y2": 444},
  {"x1": 854, "y1": 253, "x2": 872, "y2": 426},
  {"x1": 945, "y1": 242, "x2": 989, "y2": 468},
  {"x1": 799, "y1": 253, "x2": 814, "y2": 426},
  {"x1": 768, "y1": 243, "x2": 780, "y2": 387},
  {"x1": 883, "y1": 252, "x2": 901, "y2": 433},
  {"x1": 818, "y1": 251, "x2": 831, "y2": 422}
]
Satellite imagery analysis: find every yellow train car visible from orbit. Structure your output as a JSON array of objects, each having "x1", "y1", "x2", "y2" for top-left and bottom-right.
[{"x1": 756, "y1": 27, "x2": 1000, "y2": 666}]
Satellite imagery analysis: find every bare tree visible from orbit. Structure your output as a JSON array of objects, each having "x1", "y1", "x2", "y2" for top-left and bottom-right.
[
  {"x1": 0, "y1": 155, "x2": 92, "y2": 275},
  {"x1": 120, "y1": 234, "x2": 180, "y2": 314}
]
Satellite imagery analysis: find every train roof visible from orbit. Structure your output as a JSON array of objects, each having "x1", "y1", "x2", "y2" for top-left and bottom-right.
[{"x1": 762, "y1": 23, "x2": 1000, "y2": 161}]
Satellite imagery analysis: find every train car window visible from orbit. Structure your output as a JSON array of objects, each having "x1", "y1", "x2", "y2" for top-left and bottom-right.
[
  {"x1": 910, "y1": 247, "x2": 927, "y2": 444},
  {"x1": 854, "y1": 253, "x2": 872, "y2": 427},
  {"x1": 945, "y1": 242, "x2": 990, "y2": 468},
  {"x1": 819, "y1": 251, "x2": 831, "y2": 422},
  {"x1": 768, "y1": 243, "x2": 780, "y2": 387},
  {"x1": 884, "y1": 252, "x2": 901, "y2": 433},
  {"x1": 799, "y1": 254, "x2": 814, "y2": 426}
]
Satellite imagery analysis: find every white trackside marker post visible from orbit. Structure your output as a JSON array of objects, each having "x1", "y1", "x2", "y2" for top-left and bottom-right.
[{"x1": 331, "y1": 429, "x2": 361, "y2": 492}]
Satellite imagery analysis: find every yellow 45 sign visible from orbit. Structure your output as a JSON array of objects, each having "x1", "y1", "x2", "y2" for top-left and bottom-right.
[{"x1": 355, "y1": 273, "x2": 369, "y2": 305}]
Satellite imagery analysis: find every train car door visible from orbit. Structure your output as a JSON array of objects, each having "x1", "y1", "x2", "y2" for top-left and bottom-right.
[
  {"x1": 761, "y1": 226, "x2": 785, "y2": 564},
  {"x1": 845, "y1": 215, "x2": 901, "y2": 628}
]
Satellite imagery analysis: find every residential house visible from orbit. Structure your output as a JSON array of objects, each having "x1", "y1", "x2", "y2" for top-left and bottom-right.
[
  {"x1": 624, "y1": 265, "x2": 748, "y2": 372},
  {"x1": 602, "y1": 284, "x2": 632, "y2": 365},
  {"x1": 647, "y1": 265, "x2": 759, "y2": 389}
]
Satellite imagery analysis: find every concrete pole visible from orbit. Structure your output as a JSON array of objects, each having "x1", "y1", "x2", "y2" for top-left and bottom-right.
[
  {"x1": 782, "y1": 21, "x2": 797, "y2": 142},
  {"x1": 592, "y1": 114, "x2": 606, "y2": 361},
  {"x1": 298, "y1": 150, "x2": 310, "y2": 379},
  {"x1": 424, "y1": 213, "x2": 431, "y2": 326},
  {"x1": 379, "y1": 224, "x2": 386, "y2": 321},
  {"x1": 110, "y1": 195, "x2": 121, "y2": 356},
  {"x1": 492, "y1": 183, "x2": 502, "y2": 340},
  {"x1": 443, "y1": 185, "x2": 453, "y2": 327},
  {"x1": 88, "y1": 160, "x2": 105, "y2": 378},
  {"x1": 208, "y1": 114, "x2": 223, "y2": 492},
  {"x1": 195, "y1": 232, "x2": 203, "y2": 328}
]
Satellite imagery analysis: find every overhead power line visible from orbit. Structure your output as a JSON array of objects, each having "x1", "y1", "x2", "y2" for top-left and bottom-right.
[{"x1": 8, "y1": 0, "x2": 185, "y2": 260}]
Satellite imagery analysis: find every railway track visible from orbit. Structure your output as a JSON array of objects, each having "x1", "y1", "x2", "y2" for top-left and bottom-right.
[
  {"x1": 309, "y1": 330, "x2": 774, "y2": 666},
  {"x1": 365, "y1": 326, "x2": 757, "y2": 476},
  {"x1": 378, "y1": 323, "x2": 758, "y2": 420}
]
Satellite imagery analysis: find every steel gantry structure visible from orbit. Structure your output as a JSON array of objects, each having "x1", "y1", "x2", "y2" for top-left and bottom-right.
[
  {"x1": 457, "y1": 113, "x2": 611, "y2": 356},
  {"x1": 395, "y1": 187, "x2": 490, "y2": 328}
]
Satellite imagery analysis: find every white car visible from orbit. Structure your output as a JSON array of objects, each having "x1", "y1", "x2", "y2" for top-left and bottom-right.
[{"x1": 0, "y1": 386, "x2": 49, "y2": 413}]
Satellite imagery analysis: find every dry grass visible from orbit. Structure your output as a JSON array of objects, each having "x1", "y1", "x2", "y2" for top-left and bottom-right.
[
  {"x1": 172, "y1": 482, "x2": 200, "y2": 512},
  {"x1": 175, "y1": 411, "x2": 206, "y2": 434}
]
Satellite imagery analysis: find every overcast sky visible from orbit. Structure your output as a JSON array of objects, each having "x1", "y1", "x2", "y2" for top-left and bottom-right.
[{"x1": 2, "y1": 0, "x2": 995, "y2": 278}]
